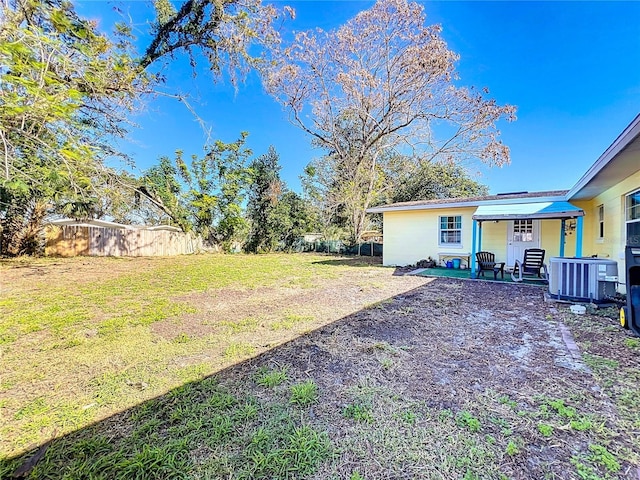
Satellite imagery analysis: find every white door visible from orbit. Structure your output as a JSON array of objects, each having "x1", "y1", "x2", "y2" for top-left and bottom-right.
[{"x1": 507, "y1": 220, "x2": 540, "y2": 267}]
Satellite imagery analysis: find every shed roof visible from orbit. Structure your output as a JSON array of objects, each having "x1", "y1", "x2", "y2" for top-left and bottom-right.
[
  {"x1": 48, "y1": 218, "x2": 135, "y2": 229},
  {"x1": 47, "y1": 219, "x2": 181, "y2": 232}
]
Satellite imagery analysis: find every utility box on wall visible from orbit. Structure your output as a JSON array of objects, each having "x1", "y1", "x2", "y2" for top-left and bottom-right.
[{"x1": 548, "y1": 257, "x2": 618, "y2": 303}]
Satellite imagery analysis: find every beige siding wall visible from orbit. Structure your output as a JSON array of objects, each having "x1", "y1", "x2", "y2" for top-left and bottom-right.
[
  {"x1": 539, "y1": 220, "x2": 559, "y2": 259},
  {"x1": 384, "y1": 209, "x2": 581, "y2": 268},
  {"x1": 478, "y1": 221, "x2": 508, "y2": 261},
  {"x1": 539, "y1": 219, "x2": 578, "y2": 259},
  {"x1": 572, "y1": 199, "x2": 597, "y2": 256},
  {"x1": 572, "y1": 169, "x2": 640, "y2": 289},
  {"x1": 382, "y1": 207, "x2": 476, "y2": 266}
]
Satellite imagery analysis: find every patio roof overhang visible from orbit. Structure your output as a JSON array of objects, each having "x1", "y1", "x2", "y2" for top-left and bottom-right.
[
  {"x1": 469, "y1": 201, "x2": 585, "y2": 277},
  {"x1": 472, "y1": 201, "x2": 585, "y2": 221}
]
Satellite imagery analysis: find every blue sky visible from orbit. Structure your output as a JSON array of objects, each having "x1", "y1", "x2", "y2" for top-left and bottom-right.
[{"x1": 78, "y1": 1, "x2": 640, "y2": 196}]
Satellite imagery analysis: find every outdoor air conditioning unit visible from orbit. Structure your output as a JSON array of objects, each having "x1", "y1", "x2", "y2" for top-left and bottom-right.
[{"x1": 549, "y1": 257, "x2": 618, "y2": 303}]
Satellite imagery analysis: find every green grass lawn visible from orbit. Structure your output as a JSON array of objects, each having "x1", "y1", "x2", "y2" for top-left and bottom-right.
[
  {"x1": 0, "y1": 253, "x2": 417, "y2": 474},
  {"x1": 1, "y1": 254, "x2": 330, "y2": 342},
  {"x1": 1, "y1": 255, "x2": 638, "y2": 479},
  {"x1": 0, "y1": 256, "x2": 300, "y2": 438}
]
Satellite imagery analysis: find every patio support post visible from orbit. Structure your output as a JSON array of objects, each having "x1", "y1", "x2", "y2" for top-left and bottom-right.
[
  {"x1": 560, "y1": 219, "x2": 566, "y2": 257},
  {"x1": 478, "y1": 221, "x2": 483, "y2": 252},
  {"x1": 470, "y1": 219, "x2": 478, "y2": 278},
  {"x1": 576, "y1": 216, "x2": 584, "y2": 257}
]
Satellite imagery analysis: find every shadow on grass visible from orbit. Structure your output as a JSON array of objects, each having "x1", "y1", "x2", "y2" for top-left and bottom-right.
[
  {"x1": 311, "y1": 255, "x2": 383, "y2": 268},
  {"x1": 0, "y1": 281, "x2": 415, "y2": 480}
]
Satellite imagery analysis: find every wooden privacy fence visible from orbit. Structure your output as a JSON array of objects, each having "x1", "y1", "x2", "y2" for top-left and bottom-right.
[{"x1": 45, "y1": 225, "x2": 202, "y2": 257}]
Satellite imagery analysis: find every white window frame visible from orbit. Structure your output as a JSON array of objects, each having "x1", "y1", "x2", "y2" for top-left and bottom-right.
[
  {"x1": 597, "y1": 204, "x2": 605, "y2": 241},
  {"x1": 626, "y1": 188, "x2": 640, "y2": 245},
  {"x1": 439, "y1": 215, "x2": 462, "y2": 247}
]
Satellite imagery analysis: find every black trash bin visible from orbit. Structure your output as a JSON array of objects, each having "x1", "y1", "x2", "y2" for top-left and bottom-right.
[{"x1": 621, "y1": 245, "x2": 640, "y2": 335}]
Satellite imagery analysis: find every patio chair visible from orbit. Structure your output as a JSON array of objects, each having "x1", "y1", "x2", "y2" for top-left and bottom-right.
[
  {"x1": 511, "y1": 248, "x2": 548, "y2": 282},
  {"x1": 475, "y1": 251, "x2": 505, "y2": 280}
]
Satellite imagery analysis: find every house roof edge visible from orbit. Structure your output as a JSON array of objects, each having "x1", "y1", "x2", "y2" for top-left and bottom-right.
[
  {"x1": 367, "y1": 190, "x2": 569, "y2": 213},
  {"x1": 567, "y1": 113, "x2": 640, "y2": 200}
]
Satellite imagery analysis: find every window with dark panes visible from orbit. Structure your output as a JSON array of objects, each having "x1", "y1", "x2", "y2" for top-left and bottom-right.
[
  {"x1": 626, "y1": 190, "x2": 640, "y2": 246},
  {"x1": 598, "y1": 204, "x2": 604, "y2": 239}
]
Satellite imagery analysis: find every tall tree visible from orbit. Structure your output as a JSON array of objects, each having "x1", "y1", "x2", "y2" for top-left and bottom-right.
[
  {"x1": 244, "y1": 148, "x2": 319, "y2": 252},
  {"x1": 263, "y1": 0, "x2": 516, "y2": 242},
  {"x1": 245, "y1": 146, "x2": 284, "y2": 252},
  {"x1": 275, "y1": 191, "x2": 318, "y2": 250},
  {"x1": 139, "y1": 157, "x2": 191, "y2": 229},
  {"x1": 302, "y1": 148, "x2": 404, "y2": 241}
]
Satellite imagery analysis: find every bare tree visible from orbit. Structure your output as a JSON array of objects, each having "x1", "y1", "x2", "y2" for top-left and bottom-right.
[{"x1": 263, "y1": 0, "x2": 516, "y2": 242}]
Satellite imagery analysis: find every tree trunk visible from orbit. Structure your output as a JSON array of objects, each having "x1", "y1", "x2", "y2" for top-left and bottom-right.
[{"x1": 0, "y1": 199, "x2": 48, "y2": 256}]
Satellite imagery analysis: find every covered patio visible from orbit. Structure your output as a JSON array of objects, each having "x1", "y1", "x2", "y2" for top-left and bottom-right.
[
  {"x1": 469, "y1": 201, "x2": 585, "y2": 279},
  {"x1": 414, "y1": 265, "x2": 549, "y2": 283}
]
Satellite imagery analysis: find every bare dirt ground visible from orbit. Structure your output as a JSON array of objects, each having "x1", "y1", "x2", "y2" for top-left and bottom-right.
[{"x1": 217, "y1": 278, "x2": 637, "y2": 479}]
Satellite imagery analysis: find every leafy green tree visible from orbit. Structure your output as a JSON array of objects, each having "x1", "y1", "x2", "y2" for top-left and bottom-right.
[
  {"x1": 174, "y1": 133, "x2": 252, "y2": 249},
  {"x1": 275, "y1": 191, "x2": 318, "y2": 250},
  {"x1": 213, "y1": 139, "x2": 253, "y2": 249},
  {"x1": 0, "y1": 0, "x2": 149, "y2": 254},
  {"x1": 245, "y1": 146, "x2": 284, "y2": 252},
  {"x1": 391, "y1": 161, "x2": 488, "y2": 203},
  {"x1": 301, "y1": 164, "x2": 333, "y2": 236},
  {"x1": 0, "y1": 0, "x2": 286, "y2": 255},
  {"x1": 245, "y1": 147, "x2": 319, "y2": 252},
  {"x1": 139, "y1": 157, "x2": 191, "y2": 229}
]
